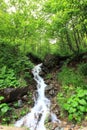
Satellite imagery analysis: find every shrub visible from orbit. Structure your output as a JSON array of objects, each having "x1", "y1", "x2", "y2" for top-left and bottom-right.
[
  {"x1": 0, "y1": 66, "x2": 20, "y2": 89},
  {"x1": 63, "y1": 88, "x2": 87, "y2": 122},
  {"x1": 57, "y1": 65, "x2": 87, "y2": 122},
  {"x1": 0, "y1": 96, "x2": 10, "y2": 123},
  {"x1": 58, "y1": 65, "x2": 86, "y2": 87},
  {"x1": 78, "y1": 63, "x2": 87, "y2": 76},
  {"x1": 0, "y1": 43, "x2": 34, "y2": 89},
  {"x1": 57, "y1": 86, "x2": 87, "y2": 122}
]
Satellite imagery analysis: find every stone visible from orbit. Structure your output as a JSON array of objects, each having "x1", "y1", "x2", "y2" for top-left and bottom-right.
[
  {"x1": 0, "y1": 87, "x2": 29, "y2": 103},
  {"x1": 22, "y1": 95, "x2": 28, "y2": 101},
  {"x1": 18, "y1": 99, "x2": 23, "y2": 108},
  {"x1": 49, "y1": 90, "x2": 55, "y2": 95},
  {"x1": 45, "y1": 84, "x2": 53, "y2": 91}
]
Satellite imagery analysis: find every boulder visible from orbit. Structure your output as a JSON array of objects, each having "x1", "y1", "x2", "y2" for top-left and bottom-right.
[{"x1": 0, "y1": 86, "x2": 29, "y2": 103}]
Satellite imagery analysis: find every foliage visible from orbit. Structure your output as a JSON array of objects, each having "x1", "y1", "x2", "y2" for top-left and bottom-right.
[
  {"x1": 45, "y1": 73, "x2": 52, "y2": 80},
  {"x1": 0, "y1": 96, "x2": 10, "y2": 123},
  {"x1": 0, "y1": 43, "x2": 34, "y2": 89},
  {"x1": 0, "y1": 66, "x2": 20, "y2": 88},
  {"x1": 0, "y1": 0, "x2": 87, "y2": 58},
  {"x1": 78, "y1": 63, "x2": 87, "y2": 76},
  {"x1": 63, "y1": 88, "x2": 87, "y2": 122},
  {"x1": 57, "y1": 64, "x2": 87, "y2": 122},
  {"x1": 58, "y1": 65, "x2": 86, "y2": 87},
  {"x1": 57, "y1": 86, "x2": 87, "y2": 122},
  {"x1": 44, "y1": 0, "x2": 87, "y2": 54}
]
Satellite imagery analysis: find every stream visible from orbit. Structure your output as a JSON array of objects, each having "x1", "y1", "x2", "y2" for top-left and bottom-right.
[{"x1": 15, "y1": 64, "x2": 60, "y2": 130}]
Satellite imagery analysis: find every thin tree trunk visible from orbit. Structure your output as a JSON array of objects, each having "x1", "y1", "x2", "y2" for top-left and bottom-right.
[
  {"x1": 65, "y1": 29, "x2": 76, "y2": 53},
  {"x1": 72, "y1": 24, "x2": 79, "y2": 53}
]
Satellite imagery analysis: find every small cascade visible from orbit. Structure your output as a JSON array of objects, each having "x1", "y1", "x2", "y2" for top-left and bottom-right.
[{"x1": 15, "y1": 64, "x2": 60, "y2": 130}]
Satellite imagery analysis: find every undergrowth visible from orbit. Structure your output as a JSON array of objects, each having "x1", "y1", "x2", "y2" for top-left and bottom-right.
[
  {"x1": 57, "y1": 63, "x2": 87, "y2": 122},
  {"x1": 0, "y1": 43, "x2": 34, "y2": 124},
  {"x1": 0, "y1": 43, "x2": 34, "y2": 89}
]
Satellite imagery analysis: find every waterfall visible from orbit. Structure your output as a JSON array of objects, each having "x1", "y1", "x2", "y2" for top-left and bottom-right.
[{"x1": 15, "y1": 64, "x2": 60, "y2": 130}]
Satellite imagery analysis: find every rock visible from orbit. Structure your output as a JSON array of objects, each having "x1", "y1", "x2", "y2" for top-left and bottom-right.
[
  {"x1": 0, "y1": 86, "x2": 29, "y2": 103},
  {"x1": 22, "y1": 95, "x2": 28, "y2": 101},
  {"x1": 55, "y1": 127, "x2": 64, "y2": 130},
  {"x1": 45, "y1": 84, "x2": 56, "y2": 98},
  {"x1": 45, "y1": 84, "x2": 53, "y2": 91},
  {"x1": 18, "y1": 99, "x2": 23, "y2": 108},
  {"x1": 49, "y1": 90, "x2": 55, "y2": 95}
]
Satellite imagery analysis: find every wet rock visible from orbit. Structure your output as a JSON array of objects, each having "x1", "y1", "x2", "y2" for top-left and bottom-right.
[
  {"x1": 49, "y1": 89, "x2": 55, "y2": 95},
  {"x1": 45, "y1": 84, "x2": 53, "y2": 91},
  {"x1": 18, "y1": 99, "x2": 23, "y2": 108},
  {"x1": 45, "y1": 84, "x2": 56, "y2": 98}
]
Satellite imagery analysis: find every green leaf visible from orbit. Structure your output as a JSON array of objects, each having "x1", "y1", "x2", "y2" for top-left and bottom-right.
[
  {"x1": 1, "y1": 106, "x2": 9, "y2": 114},
  {"x1": 77, "y1": 91, "x2": 85, "y2": 97},
  {"x1": 0, "y1": 103, "x2": 7, "y2": 108},
  {"x1": 68, "y1": 114, "x2": 73, "y2": 121},
  {"x1": 72, "y1": 101, "x2": 78, "y2": 107},
  {"x1": 79, "y1": 99, "x2": 86, "y2": 105},
  {"x1": 0, "y1": 96, "x2": 4, "y2": 101},
  {"x1": 69, "y1": 107, "x2": 76, "y2": 113},
  {"x1": 63, "y1": 103, "x2": 70, "y2": 110},
  {"x1": 79, "y1": 106, "x2": 86, "y2": 112}
]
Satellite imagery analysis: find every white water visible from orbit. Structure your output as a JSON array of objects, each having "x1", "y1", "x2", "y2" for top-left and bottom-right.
[{"x1": 15, "y1": 64, "x2": 60, "y2": 130}]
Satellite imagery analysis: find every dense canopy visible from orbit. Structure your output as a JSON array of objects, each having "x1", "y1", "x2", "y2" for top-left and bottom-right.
[{"x1": 0, "y1": 0, "x2": 87, "y2": 57}]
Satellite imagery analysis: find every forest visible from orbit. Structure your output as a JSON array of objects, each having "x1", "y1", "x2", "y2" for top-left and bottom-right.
[{"x1": 0, "y1": 0, "x2": 87, "y2": 130}]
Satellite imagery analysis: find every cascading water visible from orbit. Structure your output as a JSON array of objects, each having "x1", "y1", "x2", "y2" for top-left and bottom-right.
[{"x1": 15, "y1": 64, "x2": 60, "y2": 130}]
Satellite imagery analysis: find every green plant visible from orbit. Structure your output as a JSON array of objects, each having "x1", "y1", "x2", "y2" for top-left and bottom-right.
[
  {"x1": 0, "y1": 96, "x2": 10, "y2": 123},
  {"x1": 57, "y1": 85, "x2": 75, "y2": 112},
  {"x1": 27, "y1": 92, "x2": 33, "y2": 105},
  {"x1": 45, "y1": 73, "x2": 52, "y2": 79},
  {"x1": 58, "y1": 65, "x2": 86, "y2": 87},
  {"x1": 0, "y1": 66, "x2": 20, "y2": 88},
  {"x1": 78, "y1": 63, "x2": 87, "y2": 76},
  {"x1": 57, "y1": 88, "x2": 87, "y2": 122},
  {"x1": 20, "y1": 108, "x2": 29, "y2": 116},
  {"x1": 13, "y1": 56, "x2": 34, "y2": 75},
  {"x1": 0, "y1": 43, "x2": 34, "y2": 89}
]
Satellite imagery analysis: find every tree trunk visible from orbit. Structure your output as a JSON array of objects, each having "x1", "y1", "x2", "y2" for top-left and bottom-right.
[
  {"x1": 65, "y1": 29, "x2": 76, "y2": 53},
  {"x1": 72, "y1": 24, "x2": 80, "y2": 53}
]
